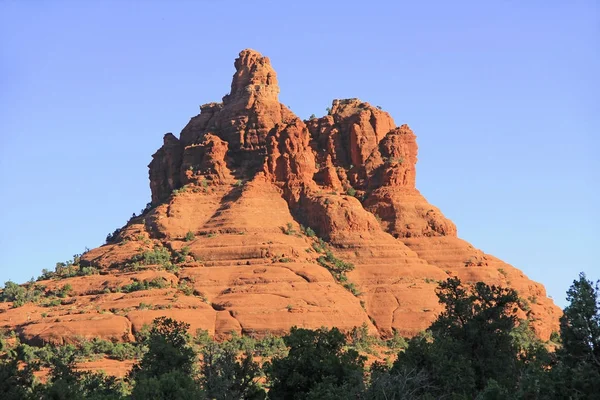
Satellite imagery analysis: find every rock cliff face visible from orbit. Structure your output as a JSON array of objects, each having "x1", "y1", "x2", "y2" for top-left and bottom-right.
[{"x1": 1, "y1": 49, "x2": 560, "y2": 346}]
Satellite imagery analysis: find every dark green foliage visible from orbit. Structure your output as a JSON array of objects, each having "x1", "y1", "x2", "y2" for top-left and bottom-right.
[
  {"x1": 550, "y1": 330, "x2": 561, "y2": 344},
  {"x1": 178, "y1": 280, "x2": 195, "y2": 296},
  {"x1": 0, "y1": 357, "x2": 37, "y2": 400},
  {"x1": 265, "y1": 326, "x2": 366, "y2": 400},
  {"x1": 393, "y1": 278, "x2": 521, "y2": 397},
  {"x1": 16, "y1": 342, "x2": 55, "y2": 364},
  {"x1": 38, "y1": 268, "x2": 56, "y2": 280},
  {"x1": 179, "y1": 246, "x2": 191, "y2": 258},
  {"x1": 559, "y1": 273, "x2": 600, "y2": 368},
  {"x1": 130, "y1": 370, "x2": 201, "y2": 400},
  {"x1": 342, "y1": 282, "x2": 361, "y2": 296},
  {"x1": 38, "y1": 350, "x2": 127, "y2": 400},
  {"x1": 552, "y1": 273, "x2": 600, "y2": 398},
  {"x1": 132, "y1": 246, "x2": 172, "y2": 268},
  {"x1": 510, "y1": 319, "x2": 542, "y2": 351},
  {"x1": 54, "y1": 283, "x2": 73, "y2": 298},
  {"x1": 0, "y1": 280, "x2": 44, "y2": 307},
  {"x1": 311, "y1": 237, "x2": 327, "y2": 253},
  {"x1": 1, "y1": 281, "x2": 26, "y2": 303},
  {"x1": 311, "y1": 236, "x2": 361, "y2": 296},
  {"x1": 121, "y1": 277, "x2": 169, "y2": 293},
  {"x1": 282, "y1": 222, "x2": 297, "y2": 235},
  {"x1": 184, "y1": 231, "x2": 195, "y2": 242},
  {"x1": 80, "y1": 266, "x2": 100, "y2": 276},
  {"x1": 254, "y1": 335, "x2": 287, "y2": 358},
  {"x1": 1, "y1": 272, "x2": 599, "y2": 399},
  {"x1": 200, "y1": 342, "x2": 266, "y2": 399},
  {"x1": 316, "y1": 250, "x2": 355, "y2": 281},
  {"x1": 129, "y1": 317, "x2": 200, "y2": 399},
  {"x1": 300, "y1": 225, "x2": 316, "y2": 238},
  {"x1": 349, "y1": 323, "x2": 382, "y2": 354},
  {"x1": 130, "y1": 317, "x2": 196, "y2": 380},
  {"x1": 366, "y1": 364, "x2": 433, "y2": 400},
  {"x1": 200, "y1": 331, "x2": 287, "y2": 359},
  {"x1": 37, "y1": 255, "x2": 99, "y2": 281},
  {"x1": 386, "y1": 330, "x2": 409, "y2": 350},
  {"x1": 54, "y1": 261, "x2": 78, "y2": 278},
  {"x1": 106, "y1": 228, "x2": 122, "y2": 244},
  {"x1": 15, "y1": 338, "x2": 143, "y2": 367},
  {"x1": 110, "y1": 343, "x2": 144, "y2": 361}
]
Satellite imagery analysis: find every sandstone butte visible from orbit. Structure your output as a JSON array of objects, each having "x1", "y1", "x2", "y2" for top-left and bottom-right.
[{"x1": 1, "y1": 49, "x2": 560, "y2": 353}]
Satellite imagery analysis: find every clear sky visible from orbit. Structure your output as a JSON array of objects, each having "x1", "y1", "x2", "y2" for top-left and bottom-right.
[{"x1": 0, "y1": 1, "x2": 598, "y2": 308}]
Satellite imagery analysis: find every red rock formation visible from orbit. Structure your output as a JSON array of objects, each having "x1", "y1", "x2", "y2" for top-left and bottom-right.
[
  {"x1": 0, "y1": 49, "x2": 560, "y2": 353},
  {"x1": 178, "y1": 49, "x2": 294, "y2": 150},
  {"x1": 181, "y1": 133, "x2": 233, "y2": 186},
  {"x1": 148, "y1": 133, "x2": 183, "y2": 205},
  {"x1": 360, "y1": 124, "x2": 457, "y2": 238}
]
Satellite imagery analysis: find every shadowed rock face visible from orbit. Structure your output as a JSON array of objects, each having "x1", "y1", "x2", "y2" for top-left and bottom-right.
[{"x1": 2, "y1": 49, "x2": 560, "y2": 350}]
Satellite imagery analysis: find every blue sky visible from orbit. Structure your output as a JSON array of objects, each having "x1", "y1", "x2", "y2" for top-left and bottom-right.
[{"x1": 0, "y1": 1, "x2": 598, "y2": 308}]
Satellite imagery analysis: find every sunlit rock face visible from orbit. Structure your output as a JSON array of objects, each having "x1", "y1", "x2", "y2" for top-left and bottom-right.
[{"x1": 0, "y1": 49, "x2": 560, "y2": 350}]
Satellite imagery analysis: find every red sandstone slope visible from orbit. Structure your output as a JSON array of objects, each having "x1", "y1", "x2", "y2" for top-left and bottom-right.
[{"x1": 0, "y1": 49, "x2": 560, "y2": 345}]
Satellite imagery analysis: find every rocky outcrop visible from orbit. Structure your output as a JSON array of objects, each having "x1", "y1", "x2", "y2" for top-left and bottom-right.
[
  {"x1": 178, "y1": 49, "x2": 294, "y2": 150},
  {"x1": 181, "y1": 134, "x2": 233, "y2": 186},
  {"x1": 148, "y1": 133, "x2": 183, "y2": 205},
  {"x1": 360, "y1": 124, "x2": 457, "y2": 238},
  {"x1": 0, "y1": 49, "x2": 560, "y2": 350}
]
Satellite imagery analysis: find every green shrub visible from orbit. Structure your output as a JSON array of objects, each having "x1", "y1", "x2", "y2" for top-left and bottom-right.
[
  {"x1": 1, "y1": 281, "x2": 26, "y2": 303},
  {"x1": 55, "y1": 284, "x2": 73, "y2": 298},
  {"x1": 106, "y1": 228, "x2": 122, "y2": 243},
  {"x1": 38, "y1": 268, "x2": 56, "y2": 280},
  {"x1": 301, "y1": 225, "x2": 316, "y2": 238},
  {"x1": 42, "y1": 298, "x2": 62, "y2": 307},
  {"x1": 192, "y1": 329, "x2": 212, "y2": 349},
  {"x1": 311, "y1": 238, "x2": 327, "y2": 253},
  {"x1": 282, "y1": 223, "x2": 297, "y2": 235},
  {"x1": 386, "y1": 330, "x2": 408, "y2": 350},
  {"x1": 317, "y1": 250, "x2": 355, "y2": 278},
  {"x1": 255, "y1": 334, "x2": 288, "y2": 358},
  {"x1": 184, "y1": 231, "x2": 195, "y2": 242},
  {"x1": 134, "y1": 247, "x2": 171, "y2": 267},
  {"x1": 349, "y1": 323, "x2": 382, "y2": 354},
  {"x1": 178, "y1": 280, "x2": 194, "y2": 296},
  {"x1": 121, "y1": 278, "x2": 169, "y2": 293},
  {"x1": 110, "y1": 342, "x2": 142, "y2": 361},
  {"x1": 173, "y1": 246, "x2": 192, "y2": 265},
  {"x1": 343, "y1": 282, "x2": 361, "y2": 296},
  {"x1": 1, "y1": 281, "x2": 44, "y2": 307},
  {"x1": 266, "y1": 326, "x2": 365, "y2": 399},
  {"x1": 79, "y1": 266, "x2": 99, "y2": 276}
]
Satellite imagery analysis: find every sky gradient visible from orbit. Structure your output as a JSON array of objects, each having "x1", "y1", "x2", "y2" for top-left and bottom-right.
[{"x1": 1, "y1": 1, "x2": 598, "y2": 308}]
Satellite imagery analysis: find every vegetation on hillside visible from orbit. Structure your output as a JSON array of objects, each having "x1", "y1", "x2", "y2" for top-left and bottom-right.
[{"x1": 0, "y1": 273, "x2": 598, "y2": 399}]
